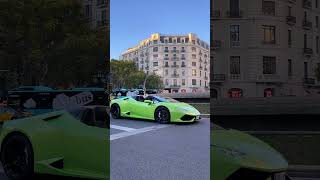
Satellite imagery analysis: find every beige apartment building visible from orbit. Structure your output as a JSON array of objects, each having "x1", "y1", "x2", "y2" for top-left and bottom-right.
[
  {"x1": 212, "y1": 0, "x2": 320, "y2": 98},
  {"x1": 120, "y1": 33, "x2": 210, "y2": 93},
  {"x1": 82, "y1": 0, "x2": 107, "y2": 29}
]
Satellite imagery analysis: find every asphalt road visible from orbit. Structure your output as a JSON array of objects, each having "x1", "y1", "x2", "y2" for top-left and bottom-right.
[{"x1": 110, "y1": 117, "x2": 210, "y2": 180}]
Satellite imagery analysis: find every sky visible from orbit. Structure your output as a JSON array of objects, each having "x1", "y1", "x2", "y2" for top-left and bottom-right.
[{"x1": 110, "y1": 0, "x2": 210, "y2": 59}]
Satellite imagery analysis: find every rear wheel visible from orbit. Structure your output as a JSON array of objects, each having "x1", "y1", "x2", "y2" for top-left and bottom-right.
[
  {"x1": 155, "y1": 107, "x2": 170, "y2": 124},
  {"x1": 110, "y1": 104, "x2": 121, "y2": 119},
  {"x1": 1, "y1": 134, "x2": 34, "y2": 180}
]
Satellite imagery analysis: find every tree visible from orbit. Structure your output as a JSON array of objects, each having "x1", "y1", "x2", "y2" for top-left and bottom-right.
[
  {"x1": 110, "y1": 59, "x2": 163, "y2": 90},
  {"x1": 0, "y1": 0, "x2": 107, "y2": 88}
]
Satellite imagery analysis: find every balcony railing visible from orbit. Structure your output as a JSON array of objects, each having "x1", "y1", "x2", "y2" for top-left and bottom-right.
[
  {"x1": 286, "y1": 16, "x2": 296, "y2": 25},
  {"x1": 199, "y1": 66, "x2": 203, "y2": 70},
  {"x1": 303, "y1": 78, "x2": 316, "y2": 85},
  {"x1": 204, "y1": 76, "x2": 208, "y2": 80},
  {"x1": 229, "y1": 74, "x2": 241, "y2": 80},
  {"x1": 164, "y1": 50, "x2": 169, "y2": 53},
  {"x1": 171, "y1": 65, "x2": 179, "y2": 68},
  {"x1": 303, "y1": 0, "x2": 312, "y2": 9},
  {"x1": 171, "y1": 74, "x2": 179, "y2": 78},
  {"x1": 181, "y1": 64, "x2": 186, "y2": 67},
  {"x1": 288, "y1": 0, "x2": 296, "y2": 3},
  {"x1": 181, "y1": 57, "x2": 186, "y2": 60},
  {"x1": 164, "y1": 57, "x2": 169, "y2": 60},
  {"x1": 164, "y1": 65, "x2": 169, "y2": 68},
  {"x1": 256, "y1": 74, "x2": 282, "y2": 83},
  {"x1": 204, "y1": 61, "x2": 208, "y2": 64},
  {"x1": 212, "y1": 40, "x2": 222, "y2": 49},
  {"x1": 204, "y1": 67, "x2": 208, "y2": 71},
  {"x1": 171, "y1": 57, "x2": 180, "y2": 61},
  {"x1": 171, "y1": 50, "x2": 179, "y2": 53},
  {"x1": 170, "y1": 85, "x2": 181, "y2": 88},
  {"x1": 303, "y1": 20, "x2": 313, "y2": 30},
  {"x1": 303, "y1": 48, "x2": 313, "y2": 56},
  {"x1": 212, "y1": 74, "x2": 226, "y2": 82},
  {"x1": 181, "y1": 50, "x2": 186, "y2": 53},
  {"x1": 226, "y1": 10, "x2": 243, "y2": 18}
]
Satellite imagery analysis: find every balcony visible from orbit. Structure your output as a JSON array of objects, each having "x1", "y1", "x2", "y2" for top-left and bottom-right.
[
  {"x1": 204, "y1": 76, "x2": 208, "y2": 80},
  {"x1": 229, "y1": 74, "x2": 241, "y2": 80},
  {"x1": 181, "y1": 64, "x2": 186, "y2": 68},
  {"x1": 145, "y1": 67, "x2": 149, "y2": 70},
  {"x1": 171, "y1": 57, "x2": 180, "y2": 61},
  {"x1": 204, "y1": 61, "x2": 208, "y2": 64},
  {"x1": 212, "y1": 40, "x2": 222, "y2": 49},
  {"x1": 204, "y1": 67, "x2": 208, "y2": 71},
  {"x1": 226, "y1": 10, "x2": 243, "y2": 18},
  {"x1": 303, "y1": 0, "x2": 312, "y2": 9},
  {"x1": 164, "y1": 50, "x2": 169, "y2": 53},
  {"x1": 171, "y1": 50, "x2": 179, "y2": 53},
  {"x1": 170, "y1": 85, "x2": 181, "y2": 88},
  {"x1": 262, "y1": 40, "x2": 276, "y2": 45},
  {"x1": 164, "y1": 57, "x2": 169, "y2": 60},
  {"x1": 256, "y1": 74, "x2": 282, "y2": 83},
  {"x1": 212, "y1": 74, "x2": 226, "y2": 82},
  {"x1": 303, "y1": 20, "x2": 313, "y2": 30},
  {"x1": 171, "y1": 74, "x2": 179, "y2": 78},
  {"x1": 303, "y1": 48, "x2": 313, "y2": 56},
  {"x1": 199, "y1": 66, "x2": 203, "y2": 70},
  {"x1": 181, "y1": 57, "x2": 186, "y2": 60},
  {"x1": 181, "y1": 49, "x2": 186, "y2": 53},
  {"x1": 286, "y1": 16, "x2": 296, "y2": 25},
  {"x1": 171, "y1": 65, "x2": 179, "y2": 68},
  {"x1": 288, "y1": 0, "x2": 296, "y2": 4},
  {"x1": 164, "y1": 65, "x2": 169, "y2": 68},
  {"x1": 303, "y1": 78, "x2": 316, "y2": 85},
  {"x1": 212, "y1": 10, "x2": 221, "y2": 18}
]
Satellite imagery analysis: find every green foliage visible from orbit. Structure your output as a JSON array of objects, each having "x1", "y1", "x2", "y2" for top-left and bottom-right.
[
  {"x1": 0, "y1": 0, "x2": 107, "y2": 88},
  {"x1": 110, "y1": 60, "x2": 163, "y2": 90}
]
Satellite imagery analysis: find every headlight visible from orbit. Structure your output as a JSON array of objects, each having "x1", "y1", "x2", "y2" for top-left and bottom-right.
[{"x1": 212, "y1": 145, "x2": 247, "y2": 159}]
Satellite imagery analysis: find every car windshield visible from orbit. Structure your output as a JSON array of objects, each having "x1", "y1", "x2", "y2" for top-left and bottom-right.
[{"x1": 151, "y1": 96, "x2": 180, "y2": 103}]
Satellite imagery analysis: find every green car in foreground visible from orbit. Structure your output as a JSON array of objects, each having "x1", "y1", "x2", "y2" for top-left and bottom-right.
[
  {"x1": 211, "y1": 123, "x2": 291, "y2": 180},
  {"x1": 0, "y1": 106, "x2": 109, "y2": 180},
  {"x1": 110, "y1": 95, "x2": 200, "y2": 123}
]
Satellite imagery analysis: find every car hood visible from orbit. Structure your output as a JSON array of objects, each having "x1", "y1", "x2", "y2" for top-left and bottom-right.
[
  {"x1": 211, "y1": 129, "x2": 288, "y2": 171},
  {"x1": 161, "y1": 102, "x2": 200, "y2": 114}
]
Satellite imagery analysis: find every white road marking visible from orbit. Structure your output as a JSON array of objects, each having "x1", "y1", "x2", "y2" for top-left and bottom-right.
[
  {"x1": 110, "y1": 125, "x2": 137, "y2": 132},
  {"x1": 110, "y1": 125, "x2": 169, "y2": 141}
]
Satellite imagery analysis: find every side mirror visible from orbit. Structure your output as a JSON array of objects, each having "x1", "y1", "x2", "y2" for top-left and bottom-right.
[{"x1": 144, "y1": 100, "x2": 153, "y2": 105}]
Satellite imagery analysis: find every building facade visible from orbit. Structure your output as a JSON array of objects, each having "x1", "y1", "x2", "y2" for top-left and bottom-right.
[
  {"x1": 82, "y1": 0, "x2": 107, "y2": 29},
  {"x1": 212, "y1": 0, "x2": 320, "y2": 98},
  {"x1": 120, "y1": 33, "x2": 210, "y2": 93}
]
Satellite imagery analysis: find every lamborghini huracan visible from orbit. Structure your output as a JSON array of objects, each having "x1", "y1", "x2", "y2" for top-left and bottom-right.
[
  {"x1": 211, "y1": 123, "x2": 291, "y2": 180},
  {"x1": 110, "y1": 95, "x2": 201, "y2": 123},
  {"x1": 0, "y1": 106, "x2": 109, "y2": 180}
]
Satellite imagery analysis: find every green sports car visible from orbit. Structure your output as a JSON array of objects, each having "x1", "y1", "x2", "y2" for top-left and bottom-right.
[
  {"x1": 211, "y1": 123, "x2": 291, "y2": 180},
  {"x1": 0, "y1": 106, "x2": 109, "y2": 180},
  {"x1": 110, "y1": 95, "x2": 201, "y2": 123}
]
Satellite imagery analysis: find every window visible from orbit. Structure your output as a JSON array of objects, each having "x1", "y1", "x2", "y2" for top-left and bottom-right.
[
  {"x1": 165, "y1": 62, "x2": 169, "y2": 67},
  {"x1": 192, "y1": 47, "x2": 196, "y2": 52},
  {"x1": 85, "y1": 4, "x2": 92, "y2": 18},
  {"x1": 228, "y1": 88, "x2": 243, "y2": 98},
  {"x1": 165, "y1": 79, "x2": 169, "y2": 85},
  {"x1": 262, "y1": 0, "x2": 275, "y2": 16},
  {"x1": 288, "y1": 6, "x2": 292, "y2": 16},
  {"x1": 177, "y1": 37, "x2": 181, "y2": 43},
  {"x1": 304, "y1": 62, "x2": 308, "y2": 78},
  {"x1": 263, "y1": 25, "x2": 276, "y2": 44},
  {"x1": 263, "y1": 56, "x2": 276, "y2": 74},
  {"x1": 153, "y1": 54, "x2": 158, "y2": 58},
  {"x1": 288, "y1": 30, "x2": 292, "y2": 47},
  {"x1": 230, "y1": 0, "x2": 240, "y2": 15},
  {"x1": 230, "y1": 25, "x2": 240, "y2": 47},
  {"x1": 182, "y1": 79, "x2": 186, "y2": 86},
  {"x1": 181, "y1": 61, "x2": 186, "y2": 67},
  {"x1": 169, "y1": 37, "x2": 172, "y2": 43},
  {"x1": 264, "y1": 88, "x2": 274, "y2": 97},
  {"x1": 164, "y1": 47, "x2": 169, "y2": 52},
  {"x1": 192, "y1": 62, "x2": 197, "y2": 66},
  {"x1": 200, "y1": 80, "x2": 202, "y2": 86},
  {"x1": 288, "y1": 59, "x2": 292, "y2": 77},
  {"x1": 192, "y1": 69, "x2": 197, "y2": 76},
  {"x1": 182, "y1": 70, "x2": 185, "y2": 76},
  {"x1": 192, "y1": 54, "x2": 197, "y2": 59},
  {"x1": 173, "y1": 79, "x2": 177, "y2": 86},
  {"x1": 192, "y1": 79, "x2": 197, "y2": 85},
  {"x1": 192, "y1": 40, "x2": 196, "y2": 44},
  {"x1": 153, "y1": 62, "x2": 158, "y2": 67},
  {"x1": 316, "y1": 16, "x2": 319, "y2": 28},
  {"x1": 153, "y1": 47, "x2": 158, "y2": 52},
  {"x1": 317, "y1": 36, "x2": 319, "y2": 53},
  {"x1": 165, "y1": 69, "x2": 168, "y2": 75},
  {"x1": 304, "y1": 34, "x2": 307, "y2": 48},
  {"x1": 230, "y1": 56, "x2": 240, "y2": 74},
  {"x1": 200, "y1": 71, "x2": 202, "y2": 77},
  {"x1": 317, "y1": 0, "x2": 319, "y2": 8}
]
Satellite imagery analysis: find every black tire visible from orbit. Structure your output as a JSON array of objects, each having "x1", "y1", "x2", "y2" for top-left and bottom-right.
[
  {"x1": 155, "y1": 107, "x2": 170, "y2": 124},
  {"x1": 110, "y1": 104, "x2": 121, "y2": 119},
  {"x1": 1, "y1": 134, "x2": 34, "y2": 180}
]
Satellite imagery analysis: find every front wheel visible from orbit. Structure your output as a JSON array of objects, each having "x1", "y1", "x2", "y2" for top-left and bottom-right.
[
  {"x1": 1, "y1": 134, "x2": 34, "y2": 180},
  {"x1": 110, "y1": 104, "x2": 121, "y2": 119},
  {"x1": 155, "y1": 107, "x2": 170, "y2": 124}
]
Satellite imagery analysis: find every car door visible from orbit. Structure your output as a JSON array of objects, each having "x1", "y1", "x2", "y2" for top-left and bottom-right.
[
  {"x1": 130, "y1": 96, "x2": 155, "y2": 120},
  {"x1": 63, "y1": 108, "x2": 108, "y2": 179}
]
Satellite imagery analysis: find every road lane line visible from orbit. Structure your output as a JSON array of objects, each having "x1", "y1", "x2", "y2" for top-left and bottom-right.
[
  {"x1": 110, "y1": 125, "x2": 169, "y2": 141},
  {"x1": 110, "y1": 125, "x2": 137, "y2": 132}
]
